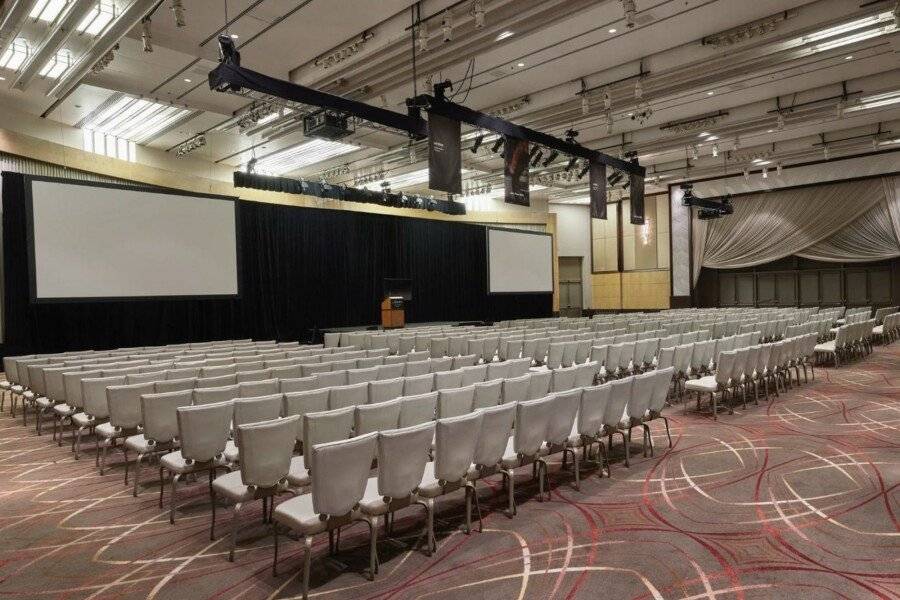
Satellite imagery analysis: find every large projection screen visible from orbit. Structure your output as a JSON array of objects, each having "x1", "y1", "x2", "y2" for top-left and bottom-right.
[
  {"x1": 27, "y1": 178, "x2": 239, "y2": 301},
  {"x1": 486, "y1": 227, "x2": 553, "y2": 294}
]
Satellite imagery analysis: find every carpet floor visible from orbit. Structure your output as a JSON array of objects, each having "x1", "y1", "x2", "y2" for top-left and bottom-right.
[{"x1": 0, "y1": 346, "x2": 897, "y2": 600}]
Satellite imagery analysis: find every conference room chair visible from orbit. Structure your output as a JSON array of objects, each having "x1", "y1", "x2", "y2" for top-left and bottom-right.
[
  {"x1": 160, "y1": 400, "x2": 233, "y2": 524},
  {"x1": 196, "y1": 374, "x2": 238, "y2": 388},
  {"x1": 74, "y1": 375, "x2": 126, "y2": 460},
  {"x1": 729, "y1": 348, "x2": 750, "y2": 409},
  {"x1": 659, "y1": 334, "x2": 680, "y2": 350},
  {"x1": 571, "y1": 383, "x2": 612, "y2": 477},
  {"x1": 398, "y1": 392, "x2": 438, "y2": 428},
  {"x1": 125, "y1": 371, "x2": 164, "y2": 384},
  {"x1": 574, "y1": 339, "x2": 592, "y2": 365},
  {"x1": 551, "y1": 366, "x2": 578, "y2": 392},
  {"x1": 354, "y1": 399, "x2": 402, "y2": 436},
  {"x1": 546, "y1": 342, "x2": 565, "y2": 370},
  {"x1": 521, "y1": 339, "x2": 538, "y2": 363},
  {"x1": 540, "y1": 389, "x2": 582, "y2": 493},
  {"x1": 402, "y1": 373, "x2": 434, "y2": 396},
  {"x1": 155, "y1": 376, "x2": 197, "y2": 393},
  {"x1": 382, "y1": 355, "x2": 406, "y2": 366},
  {"x1": 500, "y1": 339, "x2": 523, "y2": 361},
  {"x1": 98, "y1": 382, "x2": 154, "y2": 475},
  {"x1": 301, "y1": 363, "x2": 332, "y2": 377},
  {"x1": 429, "y1": 356, "x2": 454, "y2": 372},
  {"x1": 624, "y1": 372, "x2": 655, "y2": 458},
  {"x1": 506, "y1": 357, "x2": 532, "y2": 377},
  {"x1": 266, "y1": 365, "x2": 301, "y2": 379},
  {"x1": 501, "y1": 396, "x2": 554, "y2": 514},
  {"x1": 323, "y1": 333, "x2": 341, "y2": 348},
  {"x1": 685, "y1": 350, "x2": 736, "y2": 420},
  {"x1": 430, "y1": 337, "x2": 449, "y2": 358},
  {"x1": 272, "y1": 433, "x2": 379, "y2": 597},
  {"x1": 463, "y1": 402, "x2": 517, "y2": 528},
  {"x1": 314, "y1": 370, "x2": 347, "y2": 389},
  {"x1": 167, "y1": 366, "x2": 201, "y2": 379},
  {"x1": 437, "y1": 386, "x2": 475, "y2": 419},
  {"x1": 501, "y1": 374, "x2": 530, "y2": 405},
  {"x1": 369, "y1": 378, "x2": 404, "y2": 404},
  {"x1": 641, "y1": 367, "x2": 675, "y2": 454},
  {"x1": 235, "y1": 368, "x2": 271, "y2": 383},
  {"x1": 287, "y1": 407, "x2": 355, "y2": 490},
  {"x1": 202, "y1": 364, "x2": 238, "y2": 378},
  {"x1": 224, "y1": 394, "x2": 284, "y2": 464},
  {"x1": 533, "y1": 338, "x2": 550, "y2": 365},
  {"x1": 356, "y1": 357, "x2": 383, "y2": 369},
  {"x1": 407, "y1": 350, "x2": 430, "y2": 362},
  {"x1": 282, "y1": 389, "x2": 329, "y2": 449},
  {"x1": 486, "y1": 361, "x2": 510, "y2": 381},
  {"x1": 452, "y1": 354, "x2": 479, "y2": 370},
  {"x1": 527, "y1": 370, "x2": 552, "y2": 400},
  {"x1": 367, "y1": 348, "x2": 391, "y2": 359},
  {"x1": 671, "y1": 344, "x2": 694, "y2": 401},
  {"x1": 404, "y1": 360, "x2": 431, "y2": 378},
  {"x1": 345, "y1": 366, "x2": 377, "y2": 384},
  {"x1": 435, "y1": 370, "x2": 463, "y2": 391},
  {"x1": 573, "y1": 361, "x2": 599, "y2": 388},
  {"x1": 602, "y1": 378, "x2": 634, "y2": 469},
  {"x1": 458, "y1": 364, "x2": 486, "y2": 387},
  {"x1": 193, "y1": 384, "x2": 240, "y2": 406},
  {"x1": 329, "y1": 382, "x2": 368, "y2": 410},
  {"x1": 466, "y1": 339, "x2": 484, "y2": 362}
]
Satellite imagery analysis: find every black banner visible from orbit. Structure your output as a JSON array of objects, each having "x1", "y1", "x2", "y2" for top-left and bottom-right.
[
  {"x1": 428, "y1": 112, "x2": 462, "y2": 194},
  {"x1": 629, "y1": 172, "x2": 645, "y2": 224},
  {"x1": 504, "y1": 137, "x2": 530, "y2": 206},
  {"x1": 589, "y1": 161, "x2": 607, "y2": 219}
]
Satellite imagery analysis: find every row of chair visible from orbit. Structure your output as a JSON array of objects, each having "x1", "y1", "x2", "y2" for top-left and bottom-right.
[{"x1": 814, "y1": 320, "x2": 876, "y2": 366}]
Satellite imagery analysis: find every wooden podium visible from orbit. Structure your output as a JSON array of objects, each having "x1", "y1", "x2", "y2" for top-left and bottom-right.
[{"x1": 380, "y1": 297, "x2": 405, "y2": 329}]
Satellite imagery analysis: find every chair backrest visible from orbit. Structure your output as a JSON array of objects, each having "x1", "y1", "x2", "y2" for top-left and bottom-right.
[
  {"x1": 435, "y1": 370, "x2": 463, "y2": 391},
  {"x1": 648, "y1": 367, "x2": 674, "y2": 412},
  {"x1": 141, "y1": 390, "x2": 193, "y2": 444},
  {"x1": 64, "y1": 369, "x2": 103, "y2": 409},
  {"x1": 283, "y1": 389, "x2": 330, "y2": 441},
  {"x1": 545, "y1": 390, "x2": 581, "y2": 445},
  {"x1": 673, "y1": 344, "x2": 693, "y2": 373},
  {"x1": 154, "y1": 377, "x2": 196, "y2": 393},
  {"x1": 398, "y1": 391, "x2": 438, "y2": 427},
  {"x1": 437, "y1": 385, "x2": 475, "y2": 419},
  {"x1": 167, "y1": 367, "x2": 201, "y2": 379},
  {"x1": 578, "y1": 383, "x2": 612, "y2": 436},
  {"x1": 433, "y1": 412, "x2": 483, "y2": 483},
  {"x1": 376, "y1": 364, "x2": 405, "y2": 380},
  {"x1": 485, "y1": 361, "x2": 510, "y2": 381},
  {"x1": 368, "y1": 377, "x2": 404, "y2": 404},
  {"x1": 240, "y1": 379, "x2": 279, "y2": 397},
  {"x1": 527, "y1": 370, "x2": 552, "y2": 399},
  {"x1": 513, "y1": 396, "x2": 554, "y2": 457},
  {"x1": 354, "y1": 399, "x2": 402, "y2": 436},
  {"x1": 279, "y1": 376, "x2": 317, "y2": 393},
  {"x1": 574, "y1": 362, "x2": 598, "y2": 388},
  {"x1": 303, "y1": 406, "x2": 355, "y2": 453},
  {"x1": 82, "y1": 375, "x2": 127, "y2": 418},
  {"x1": 715, "y1": 351, "x2": 737, "y2": 386},
  {"x1": 310, "y1": 433, "x2": 378, "y2": 517},
  {"x1": 460, "y1": 364, "x2": 487, "y2": 386},
  {"x1": 233, "y1": 394, "x2": 283, "y2": 430},
  {"x1": 501, "y1": 374, "x2": 530, "y2": 404},
  {"x1": 195, "y1": 374, "x2": 237, "y2": 388},
  {"x1": 551, "y1": 366, "x2": 578, "y2": 392},
  {"x1": 603, "y1": 378, "x2": 632, "y2": 428},
  {"x1": 472, "y1": 379, "x2": 502, "y2": 409},
  {"x1": 472, "y1": 402, "x2": 516, "y2": 467},
  {"x1": 452, "y1": 354, "x2": 478, "y2": 369},
  {"x1": 329, "y1": 382, "x2": 369, "y2": 410},
  {"x1": 506, "y1": 357, "x2": 532, "y2": 377},
  {"x1": 237, "y1": 416, "x2": 298, "y2": 488},
  {"x1": 177, "y1": 400, "x2": 233, "y2": 462},
  {"x1": 193, "y1": 384, "x2": 239, "y2": 406},
  {"x1": 315, "y1": 370, "x2": 348, "y2": 390},
  {"x1": 107, "y1": 382, "x2": 154, "y2": 429},
  {"x1": 377, "y1": 422, "x2": 434, "y2": 499},
  {"x1": 346, "y1": 366, "x2": 379, "y2": 384},
  {"x1": 402, "y1": 372, "x2": 434, "y2": 396},
  {"x1": 235, "y1": 368, "x2": 271, "y2": 383},
  {"x1": 627, "y1": 371, "x2": 655, "y2": 420},
  {"x1": 404, "y1": 360, "x2": 431, "y2": 377}
]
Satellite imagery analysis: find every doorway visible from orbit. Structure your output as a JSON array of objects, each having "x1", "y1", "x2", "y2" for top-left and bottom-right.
[{"x1": 558, "y1": 256, "x2": 583, "y2": 318}]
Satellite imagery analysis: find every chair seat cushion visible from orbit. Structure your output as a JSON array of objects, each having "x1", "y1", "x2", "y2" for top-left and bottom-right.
[
  {"x1": 95, "y1": 422, "x2": 128, "y2": 440},
  {"x1": 11, "y1": 385, "x2": 24, "y2": 394},
  {"x1": 829, "y1": 327, "x2": 840, "y2": 334},
  {"x1": 124, "y1": 434, "x2": 154, "y2": 454},
  {"x1": 72, "y1": 412, "x2": 98, "y2": 427},
  {"x1": 273, "y1": 494, "x2": 332, "y2": 536},
  {"x1": 211, "y1": 470, "x2": 254, "y2": 503},
  {"x1": 160, "y1": 450, "x2": 224, "y2": 474},
  {"x1": 500, "y1": 435, "x2": 548, "y2": 469},
  {"x1": 23, "y1": 390, "x2": 35, "y2": 401},
  {"x1": 53, "y1": 403, "x2": 75, "y2": 417},
  {"x1": 35, "y1": 396, "x2": 54, "y2": 409},
  {"x1": 359, "y1": 476, "x2": 389, "y2": 516},
  {"x1": 416, "y1": 462, "x2": 473, "y2": 498},
  {"x1": 814, "y1": 341, "x2": 836, "y2": 353},
  {"x1": 224, "y1": 440, "x2": 240, "y2": 463},
  {"x1": 0, "y1": 381, "x2": 11, "y2": 390},
  {"x1": 873, "y1": 325, "x2": 883, "y2": 335},
  {"x1": 287, "y1": 455, "x2": 309, "y2": 488},
  {"x1": 684, "y1": 375, "x2": 718, "y2": 393}
]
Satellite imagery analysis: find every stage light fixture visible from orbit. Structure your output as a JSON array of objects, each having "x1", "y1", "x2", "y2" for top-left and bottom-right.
[
  {"x1": 777, "y1": 112, "x2": 785, "y2": 130},
  {"x1": 622, "y1": 0, "x2": 636, "y2": 28},
  {"x1": 776, "y1": 162, "x2": 783, "y2": 176},
  {"x1": 762, "y1": 166, "x2": 768, "y2": 178},
  {"x1": 634, "y1": 79, "x2": 643, "y2": 99},
  {"x1": 171, "y1": 0, "x2": 186, "y2": 27},
  {"x1": 581, "y1": 94, "x2": 590, "y2": 115},
  {"x1": 531, "y1": 149, "x2": 544, "y2": 167},
  {"x1": 603, "y1": 88, "x2": 612, "y2": 109},
  {"x1": 608, "y1": 171, "x2": 624, "y2": 186},
  {"x1": 246, "y1": 157, "x2": 257, "y2": 174},
  {"x1": 529, "y1": 145, "x2": 540, "y2": 159},
  {"x1": 473, "y1": 0, "x2": 485, "y2": 28},
  {"x1": 416, "y1": 24, "x2": 428, "y2": 52},
  {"x1": 565, "y1": 157, "x2": 578, "y2": 171},
  {"x1": 441, "y1": 11, "x2": 453, "y2": 43},
  {"x1": 141, "y1": 17, "x2": 152, "y2": 52},
  {"x1": 712, "y1": 143, "x2": 719, "y2": 157},
  {"x1": 471, "y1": 133, "x2": 484, "y2": 153},
  {"x1": 491, "y1": 138, "x2": 503, "y2": 154},
  {"x1": 542, "y1": 150, "x2": 558, "y2": 167}
]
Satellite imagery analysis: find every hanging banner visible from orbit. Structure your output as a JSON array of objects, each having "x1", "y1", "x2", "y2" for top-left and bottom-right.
[
  {"x1": 504, "y1": 136, "x2": 530, "y2": 206},
  {"x1": 427, "y1": 112, "x2": 462, "y2": 194},
  {"x1": 629, "y1": 172, "x2": 646, "y2": 224},
  {"x1": 589, "y1": 161, "x2": 607, "y2": 220}
]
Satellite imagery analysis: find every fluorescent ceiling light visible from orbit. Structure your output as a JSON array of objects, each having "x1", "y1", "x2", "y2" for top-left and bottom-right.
[
  {"x1": 496, "y1": 31, "x2": 514, "y2": 41},
  {"x1": 81, "y1": 95, "x2": 194, "y2": 144},
  {"x1": 77, "y1": 1, "x2": 116, "y2": 36},
  {"x1": 0, "y1": 38, "x2": 29, "y2": 71},
  {"x1": 844, "y1": 89, "x2": 900, "y2": 112},
  {"x1": 29, "y1": 0, "x2": 68, "y2": 22},
  {"x1": 813, "y1": 25, "x2": 895, "y2": 52},
  {"x1": 258, "y1": 108, "x2": 293, "y2": 125},
  {"x1": 39, "y1": 49, "x2": 72, "y2": 79},
  {"x1": 253, "y1": 139, "x2": 358, "y2": 175},
  {"x1": 803, "y1": 13, "x2": 892, "y2": 42},
  {"x1": 361, "y1": 168, "x2": 473, "y2": 191}
]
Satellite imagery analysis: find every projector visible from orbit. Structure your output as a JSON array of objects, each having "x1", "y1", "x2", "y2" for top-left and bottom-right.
[
  {"x1": 303, "y1": 109, "x2": 354, "y2": 140},
  {"x1": 680, "y1": 183, "x2": 733, "y2": 220}
]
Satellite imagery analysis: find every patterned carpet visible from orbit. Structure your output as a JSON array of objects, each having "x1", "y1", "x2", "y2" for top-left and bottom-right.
[{"x1": 0, "y1": 346, "x2": 898, "y2": 600}]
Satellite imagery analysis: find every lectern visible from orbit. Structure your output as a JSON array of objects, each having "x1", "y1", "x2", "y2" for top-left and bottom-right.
[{"x1": 381, "y1": 297, "x2": 405, "y2": 329}]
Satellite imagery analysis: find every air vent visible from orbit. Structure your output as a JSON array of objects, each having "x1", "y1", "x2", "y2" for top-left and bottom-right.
[{"x1": 634, "y1": 12, "x2": 654, "y2": 27}]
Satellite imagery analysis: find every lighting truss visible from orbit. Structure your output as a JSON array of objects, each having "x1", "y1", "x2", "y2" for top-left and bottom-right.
[
  {"x1": 38, "y1": 49, "x2": 72, "y2": 79},
  {"x1": 360, "y1": 167, "x2": 473, "y2": 192},
  {"x1": 0, "y1": 38, "x2": 29, "y2": 71},
  {"x1": 250, "y1": 139, "x2": 359, "y2": 176},
  {"x1": 29, "y1": 0, "x2": 67, "y2": 22},
  {"x1": 79, "y1": 94, "x2": 195, "y2": 144},
  {"x1": 844, "y1": 89, "x2": 900, "y2": 112},
  {"x1": 77, "y1": 0, "x2": 116, "y2": 36}
]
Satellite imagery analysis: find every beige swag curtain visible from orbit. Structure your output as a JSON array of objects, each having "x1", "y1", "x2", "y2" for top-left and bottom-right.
[{"x1": 692, "y1": 176, "x2": 900, "y2": 284}]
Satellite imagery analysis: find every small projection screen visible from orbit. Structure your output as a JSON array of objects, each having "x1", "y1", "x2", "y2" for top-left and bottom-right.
[
  {"x1": 486, "y1": 227, "x2": 553, "y2": 294},
  {"x1": 27, "y1": 178, "x2": 239, "y2": 301}
]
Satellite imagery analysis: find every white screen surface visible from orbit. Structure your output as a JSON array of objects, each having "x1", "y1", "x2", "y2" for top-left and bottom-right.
[
  {"x1": 30, "y1": 180, "x2": 238, "y2": 300},
  {"x1": 487, "y1": 228, "x2": 553, "y2": 293}
]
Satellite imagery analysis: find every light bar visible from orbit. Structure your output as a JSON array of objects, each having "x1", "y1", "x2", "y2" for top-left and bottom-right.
[
  {"x1": 844, "y1": 89, "x2": 900, "y2": 112},
  {"x1": 361, "y1": 168, "x2": 477, "y2": 192},
  {"x1": 803, "y1": 12, "x2": 893, "y2": 42},
  {"x1": 77, "y1": 0, "x2": 116, "y2": 36},
  {"x1": 29, "y1": 0, "x2": 68, "y2": 22},
  {"x1": 38, "y1": 49, "x2": 72, "y2": 79},
  {"x1": 80, "y1": 95, "x2": 194, "y2": 144},
  {"x1": 813, "y1": 24, "x2": 896, "y2": 52},
  {"x1": 0, "y1": 38, "x2": 29, "y2": 71},
  {"x1": 252, "y1": 139, "x2": 359, "y2": 175}
]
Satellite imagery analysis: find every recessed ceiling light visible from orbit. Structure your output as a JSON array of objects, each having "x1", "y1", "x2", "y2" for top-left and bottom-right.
[
  {"x1": 230, "y1": 33, "x2": 239, "y2": 39},
  {"x1": 496, "y1": 30, "x2": 514, "y2": 41},
  {"x1": 767, "y1": 129, "x2": 774, "y2": 133},
  {"x1": 517, "y1": 62, "x2": 525, "y2": 67},
  {"x1": 698, "y1": 132, "x2": 711, "y2": 137},
  {"x1": 183, "y1": 78, "x2": 192, "y2": 83},
  {"x1": 707, "y1": 91, "x2": 715, "y2": 96},
  {"x1": 608, "y1": 28, "x2": 617, "y2": 33},
  {"x1": 844, "y1": 55, "x2": 853, "y2": 60}
]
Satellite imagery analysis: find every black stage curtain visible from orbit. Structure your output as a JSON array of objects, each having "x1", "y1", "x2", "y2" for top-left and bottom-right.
[{"x1": 2, "y1": 172, "x2": 550, "y2": 355}]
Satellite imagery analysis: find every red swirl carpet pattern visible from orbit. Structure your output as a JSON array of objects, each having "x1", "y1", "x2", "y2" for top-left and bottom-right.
[{"x1": 0, "y1": 347, "x2": 898, "y2": 600}]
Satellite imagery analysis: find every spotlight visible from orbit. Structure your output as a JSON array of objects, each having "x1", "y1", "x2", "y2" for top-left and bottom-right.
[
  {"x1": 542, "y1": 150, "x2": 558, "y2": 167},
  {"x1": 776, "y1": 112, "x2": 785, "y2": 130},
  {"x1": 530, "y1": 149, "x2": 543, "y2": 167},
  {"x1": 416, "y1": 24, "x2": 428, "y2": 52},
  {"x1": 565, "y1": 157, "x2": 578, "y2": 171},
  {"x1": 141, "y1": 17, "x2": 153, "y2": 52},
  {"x1": 491, "y1": 138, "x2": 503, "y2": 154},
  {"x1": 762, "y1": 166, "x2": 768, "y2": 179},
  {"x1": 743, "y1": 167, "x2": 750, "y2": 182},
  {"x1": 823, "y1": 144, "x2": 830, "y2": 159},
  {"x1": 581, "y1": 94, "x2": 590, "y2": 115},
  {"x1": 603, "y1": 88, "x2": 611, "y2": 109},
  {"x1": 622, "y1": 0, "x2": 636, "y2": 28},
  {"x1": 472, "y1": 0, "x2": 485, "y2": 28},
  {"x1": 634, "y1": 79, "x2": 643, "y2": 99},
  {"x1": 608, "y1": 171, "x2": 624, "y2": 186},
  {"x1": 712, "y1": 143, "x2": 719, "y2": 157},
  {"x1": 246, "y1": 157, "x2": 257, "y2": 174},
  {"x1": 776, "y1": 161, "x2": 783, "y2": 176},
  {"x1": 529, "y1": 145, "x2": 540, "y2": 160},
  {"x1": 605, "y1": 113, "x2": 613, "y2": 135},
  {"x1": 471, "y1": 133, "x2": 484, "y2": 153},
  {"x1": 578, "y1": 162, "x2": 590, "y2": 179},
  {"x1": 170, "y1": 0, "x2": 186, "y2": 27},
  {"x1": 835, "y1": 100, "x2": 844, "y2": 119},
  {"x1": 441, "y1": 11, "x2": 452, "y2": 43}
]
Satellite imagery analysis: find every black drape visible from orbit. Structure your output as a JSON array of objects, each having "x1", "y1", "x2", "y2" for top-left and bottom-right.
[{"x1": 2, "y1": 172, "x2": 550, "y2": 355}]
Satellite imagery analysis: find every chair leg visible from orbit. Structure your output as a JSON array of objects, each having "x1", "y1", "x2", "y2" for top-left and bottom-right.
[
  {"x1": 623, "y1": 430, "x2": 631, "y2": 468},
  {"x1": 367, "y1": 518, "x2": 379, "y2": 579},
  {"x1": 301, "y1": 535, "x2": 313, "y2": 600},
  {"x1": 228, "y1": 501, "x2": 243, "y2": 561},
  {"x1": 503, "y1": 469, "x2": 516, "y2": 517},
  {"x1": 572, "y1": 448, "x2": 580, "y2": 490},
  {"x1": 169, "y1": 473, "x2": 180, "y2": 524},
  {"x1": 464, "y1": 486, "x2": 473, "y2": 534},
  {"x1": 644, "y1": 424, "x2": 654, "y2": 457},
  {"x1": 210, "y1": 483, "x2": 217, "y2": 541},
  {"x1": 159, "y1": 466, "x2": 165, "y2": 507},
  {"x1": 272, "y1": 525, "x2": 280, "y2": 577},
  {"x1": 661, "y1": 416, "x2": 672, "y2": 448},
  {"x1": 99, "y1": 439, "x2": 109, "y2": 475},
  {"x1": 75, "y1": 427, "x2": 85, "y2": 460}
]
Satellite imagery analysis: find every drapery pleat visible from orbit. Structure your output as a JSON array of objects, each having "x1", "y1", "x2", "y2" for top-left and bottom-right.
[
  {"x1": 691, "y1": 209, "x2": 707, "y2": 286},
  {"x1": 885, "y1": 176, "x2": 900, "y2": 246},
  {"x1": 696, "y1": 177, "x2": 887, "y2": 270},
  {"x1": 797, "y1": 200, "x2": 900, "y2": 262}
]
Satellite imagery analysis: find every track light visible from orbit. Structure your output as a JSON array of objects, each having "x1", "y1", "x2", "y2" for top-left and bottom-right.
[
  {"x1": 246, "y1": 157, "x2": 257, "y2": 174},
  {"x1": 823, "y1": 144, "x2": 830, "y2": 159},
  {"x1": 605, "y1": 112, "x2": 613, "y2": 135},
  {"x1": 776, "y1": 112, "x2": 785, "y2": 130},
  {"x1": 690, "y1": 145, "x2": 699, "y2": 160},
  {"x1": 578, "y1": 162, "x2": 590, "y2": 179},
  {"x1": 634, "y1": 79, "x2": 643, "y2": 99},
  {"x1": 608, "y1": 171, "x2": 624, "y2": 186},
  {"x1": 712, "y1": 143, "x2": 719, "y2": 157},
  {"x1": 416, "y1": 24, "x2": 428, "y2": 52},
  {"x1": 622, "y1": 0, "x2": 636, "y2": 28},
  {"x1": 491, "y1": 138, "x2": 503, "y2": 154},
  {"x1": 542, "y1": 150, "x2": 559, "y2": 167},
  {"x1": 835, "y1": 100, "x2": 844, "y2": 118},
  {"x1": 441, "y1": 11, "x2": 453, "y2": 43},
  {"x1": 603, "y1": 88, "x2": 611, "y2": 109},
  {"x1": 531, "y1": 149, "x2": 543, "y2": 167},
  {"x1": 171, "y1": 0, "x2": 186, "y2": 27},
  {"x1": 762, "y1": 166, "x2": 768, "y2": 179},
  {"x1": 472, "y1": 0, "x2": 485, "y2": 28},
  {"x1": 141, "y1": 17, "x2": 153, "y2": 52},
  {"x1": 581, "y1": 94, "x2": 590, "y2": 115},
  {"x1": 776, "y1": 161, "x2": 783, "y2": 176},
  {"x1": 565, "y1": 157, "x2": 578, "y2": 171},
  {"x1": 743, "y1": 167, "x2": 750, "y2": 182},
  {"x1": 408, "y1": 141, "x2": 416, "y2": 164},
  {"x1": 471, "y1": 133, "x2": 484, "y2": 153}
]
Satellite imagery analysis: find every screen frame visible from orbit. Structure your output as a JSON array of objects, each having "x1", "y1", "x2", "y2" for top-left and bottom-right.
[
  {"x1": 24, "y1": 175, "x2": 242, "y2": 304},
  {"x1": 485, "y1": 225, "x2": 554, "y2": 296}
]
